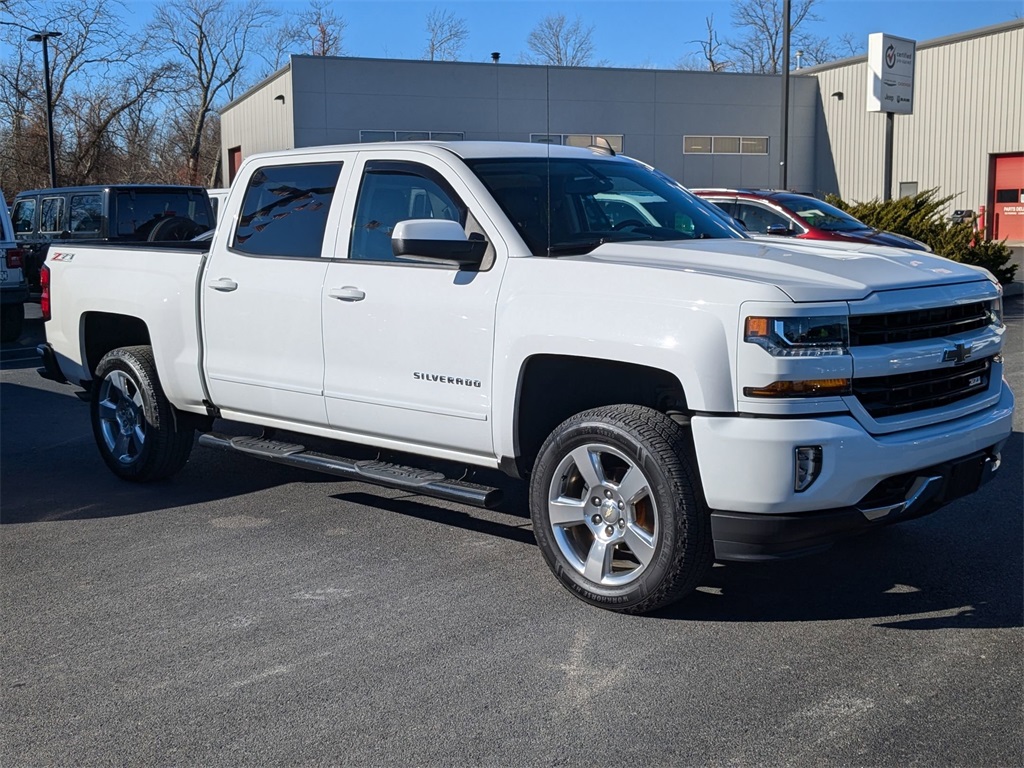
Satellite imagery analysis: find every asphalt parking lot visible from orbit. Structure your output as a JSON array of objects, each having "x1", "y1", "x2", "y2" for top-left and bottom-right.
[{"x1": 2, "y1": 299, "x2": 1022, "y2": 767}]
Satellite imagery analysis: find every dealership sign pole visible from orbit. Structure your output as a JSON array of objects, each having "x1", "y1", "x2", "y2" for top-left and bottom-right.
[{"x1": 867, "y1": 33, "x2": 916, "y2": 201}]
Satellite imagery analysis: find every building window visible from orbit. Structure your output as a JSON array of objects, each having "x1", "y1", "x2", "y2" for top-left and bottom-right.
[
  {"x1": 359, "y1": 130, "x2": 465, "y2": 143},
  {"x1": 740, "y1": 137, "x2": 769, "y2": 154},
  {"x1": 360, "y1": 130, "x2": 397, "y2": 143},
  {"x1": 899, "y1": 182, "x2": 919, "y2": 198},
  {"x1": 684, "y1": 135, "x2": 768, "y2": 155},
  {"x1": 684, "y1": 136, "x2": 711, "y2": 153},
  {"x1": 429, "y1": 131, "x2": 465, "y2": 142},
  {"x1": 530, "y1": 134, "x2": 624, "y2": 153},
  {"x1": 712, "y1": 136, "x2": 740, "y2": 154}
]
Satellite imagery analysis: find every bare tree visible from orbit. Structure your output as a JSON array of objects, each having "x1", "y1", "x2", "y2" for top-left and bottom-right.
[
  {"x1": 1, "y1": 0, "x2": 174, "y2": 190},
  {"x1": 525, "y1": 13, "x2": 595, "y2": 67},
  {"x1": 727, "y1": 0, "x2": 822, "y2": 74},
  {"x1": 291, "y1": 0, "x2": 346, "y2": 58},
  {"x1": 690, "y1": 15, "x2": 732, "y2": 72},
  {"x1": 424, "y1": 7, "x2": 468, "y2": 62},
  {"x1": 261, "y1": 0, "x2": 346, "y2": 75},
  {"x1": 148, "y1": 0, "x2": 274, "y2": 185}
]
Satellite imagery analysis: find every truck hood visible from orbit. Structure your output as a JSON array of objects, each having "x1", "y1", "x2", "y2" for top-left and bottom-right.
[{"x1": 583, "y1": 238, "x2": 991, "y2": 302}]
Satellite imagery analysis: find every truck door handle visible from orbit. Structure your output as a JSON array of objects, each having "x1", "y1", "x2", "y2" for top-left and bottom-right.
[
  {"x1": 208, "y1": 278, "x2": 238, "y2": 292},
  {"x1": 328, "y1": 286, "x2": 366, "y2": 302}
]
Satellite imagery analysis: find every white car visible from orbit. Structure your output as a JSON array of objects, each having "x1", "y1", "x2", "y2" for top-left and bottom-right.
[{"x1": 1, "y1": 189, "x2": 28, "y2": 343}]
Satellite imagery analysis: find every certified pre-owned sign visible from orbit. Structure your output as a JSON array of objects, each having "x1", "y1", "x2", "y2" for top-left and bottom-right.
[{"x1": 867, "y1": 32, "x2": 916, "y2": 114}]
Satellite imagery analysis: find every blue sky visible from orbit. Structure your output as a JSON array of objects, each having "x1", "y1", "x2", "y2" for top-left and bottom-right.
[
  {"x1": 114, "y1": 0, "x2": 1021, "y2": 69},
  {"x1": 8, "y1": 0, "x2": 1018, "y2": 71}
]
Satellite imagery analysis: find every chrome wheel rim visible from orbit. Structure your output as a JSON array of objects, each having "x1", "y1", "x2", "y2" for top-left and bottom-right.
[
  {"x1": 97, "y1": 370, "x2": 147, "y2": 465},
  {"x1": 547, "y1": 443, "x2": 659, "y2": 586}
]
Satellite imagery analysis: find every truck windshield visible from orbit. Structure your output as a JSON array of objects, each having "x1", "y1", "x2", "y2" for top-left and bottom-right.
[{"x1": 465, "y1": 157, "x2": 745, "y2": 255}]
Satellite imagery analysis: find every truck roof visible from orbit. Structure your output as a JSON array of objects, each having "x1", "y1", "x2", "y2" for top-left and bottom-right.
[
  {"x1": 244, "y1": 141, "x2": 625, "y2": 164},
  {"x1": 15, "y1": 184, "x2": 208, "y2": 197}
]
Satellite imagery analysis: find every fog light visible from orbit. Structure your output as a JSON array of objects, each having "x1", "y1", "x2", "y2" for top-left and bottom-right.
[{"x1": 795, "y1": 446, "x2": 822, "y2": 492}]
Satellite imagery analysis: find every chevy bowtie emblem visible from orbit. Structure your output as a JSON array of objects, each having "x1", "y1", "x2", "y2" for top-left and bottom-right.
[{"x1": 942, "y1": 342, "x2": 973, "y2": 365}]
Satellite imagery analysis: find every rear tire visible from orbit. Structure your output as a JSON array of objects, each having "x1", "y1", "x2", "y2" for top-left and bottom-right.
[
  {"x1": 90, "y1": 345, "x2": 195, "y2": 481},
  {"x1": 529, "y1": 405, "x2": 713, "y2": 614},
  {"x1": 0, "y1": 303, "x2": 25, "y2": 343}
]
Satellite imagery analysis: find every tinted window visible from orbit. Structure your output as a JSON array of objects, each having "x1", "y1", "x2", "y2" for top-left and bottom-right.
[
  {"x1": 233, "y1": 163, "x2": 342, "y2": 258},
  {"x1": 40, "y1": 196, "x2": 65, "y2": 233},
  {"x1": 466, "y1": 157, "x2": 742, "y2": 255},
  {"x1": 12, "y1": 199, "x2": 35, "y2": 234},
  {"x1": 70, "y1": 193, "x2": 102, "y2": 233},
  {"x1": 115, "y1": 190, "x2": 213, "y2": 238},
  {"x1": 350, "y1": 164, "x2": 464, "y2": 262}
]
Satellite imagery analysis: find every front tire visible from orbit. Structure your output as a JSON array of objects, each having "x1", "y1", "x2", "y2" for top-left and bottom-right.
[
  {"x1": 529, "y1": 405, "x2": 713, "y2": 614},
  {"x1": 91, "y1": 345, "x2": 195, "y2": 481}
]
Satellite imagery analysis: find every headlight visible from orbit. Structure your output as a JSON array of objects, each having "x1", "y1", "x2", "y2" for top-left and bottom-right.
[
  {"x1": 745, "y1": 315, "x2": 849, "y2": 357},
  {"x1": 986, "y1": 297, "x2": 1004, "y2": 328}
]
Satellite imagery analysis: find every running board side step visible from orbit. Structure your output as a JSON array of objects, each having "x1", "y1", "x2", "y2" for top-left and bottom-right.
[{"x1": 197, "y1": 433, "x2": 503, "y2": 509}]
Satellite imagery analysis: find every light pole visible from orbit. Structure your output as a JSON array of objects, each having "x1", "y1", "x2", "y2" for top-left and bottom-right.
[
  {"x1": 28, "y1": 30, "x2": 62, "y2": 188},
  {"x1": 779, "y1": 0, "x2": 791, "y2": 189}
]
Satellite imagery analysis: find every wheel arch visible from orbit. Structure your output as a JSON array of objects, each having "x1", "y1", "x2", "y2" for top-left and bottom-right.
[
  {"x1": 80, "y1": 311, "x2": 151, "y2": 380},
  {"x1": 507, "y1": 354, "x2": 688, "y2": 478}
]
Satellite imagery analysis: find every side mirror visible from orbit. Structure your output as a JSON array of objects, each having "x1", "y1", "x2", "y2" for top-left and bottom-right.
[
  {"x1": 392, "y1": 219, "x2": 487, "y2": 269},
  {"x1": 765, "y1": 224, "x2": 794, "y2": 236}
]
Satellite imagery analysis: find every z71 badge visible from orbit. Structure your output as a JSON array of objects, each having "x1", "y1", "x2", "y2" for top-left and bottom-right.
[{"x1": 50, "y1": 252, "x2": 75, "y2": 262}]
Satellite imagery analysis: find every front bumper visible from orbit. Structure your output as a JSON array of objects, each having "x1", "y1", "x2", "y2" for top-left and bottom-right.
[
  {"x1": 710, "y1": 447, "x2": 1002, "y2": 560},
  {"x1": 691, "y1": 382, "x2": 1014, "y2": 561}
]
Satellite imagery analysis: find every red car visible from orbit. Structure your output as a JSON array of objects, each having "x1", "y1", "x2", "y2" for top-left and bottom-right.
[{"x1": 691, "y1": 188, "x2": 932, "y2": 251}]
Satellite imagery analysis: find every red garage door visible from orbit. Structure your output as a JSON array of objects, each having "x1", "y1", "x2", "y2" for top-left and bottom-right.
[{"x1": 991, "y1": 153, "x2": 1024, "y2": 243}]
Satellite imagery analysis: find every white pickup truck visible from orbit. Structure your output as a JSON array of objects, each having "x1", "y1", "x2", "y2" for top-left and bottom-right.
[{"x1": 38, "y1": 142, "x2": 1014, "y2": 613}]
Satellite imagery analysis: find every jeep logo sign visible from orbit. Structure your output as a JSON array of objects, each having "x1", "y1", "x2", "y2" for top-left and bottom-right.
[{"x1": 867, "y1": 33, "x2": 916, "y2": 115}]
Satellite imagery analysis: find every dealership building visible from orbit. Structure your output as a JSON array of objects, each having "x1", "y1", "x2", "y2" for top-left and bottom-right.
[{"x1": 221, "y1": 19, "x2": 1022, "y2": 242}]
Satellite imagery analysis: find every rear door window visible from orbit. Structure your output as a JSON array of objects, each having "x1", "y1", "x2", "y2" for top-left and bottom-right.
[
  {"x1": 233, "y1": 162, "x2": 343, "y2": 258},
  {"x1": 40, "y1": 196, "x2": 65, "y2": 234}
]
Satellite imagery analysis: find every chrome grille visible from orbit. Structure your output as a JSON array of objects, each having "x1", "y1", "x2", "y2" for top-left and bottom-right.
[
  {"x1": 853, "y1": 357, "x2": 992, "y2": 418},
  {"x1": 849, "y1": 302, "x2": 992, "y2": 346}
]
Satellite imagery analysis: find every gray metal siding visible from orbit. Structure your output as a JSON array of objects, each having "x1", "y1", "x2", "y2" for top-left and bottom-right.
[
  {"x1": 224, "y1": 56, "x2": 817, "y2": 192},
  {"x1": 812, "y1": 24, "x2": 1022, "y2": 212},
  {"x1": 220, "y1": 68, "x2": 294, "y2": 179}
]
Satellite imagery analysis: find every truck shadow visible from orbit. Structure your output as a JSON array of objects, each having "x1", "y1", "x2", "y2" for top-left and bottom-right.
[
  {"x1": 658, "y1": 430, "x2": 1023, "y2": 629},
  {"x1": 339, "y1": 433, "x2": 1022, "y2": 631},
  {"x1": 0, "y1": 380, "x2": 333, "y2": 524},
  {"x1": 4, "y1": 378, "x2": 1020, "y2": 629}
]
